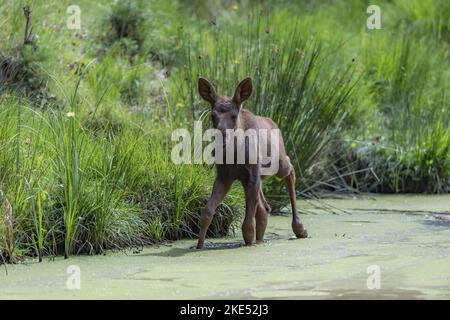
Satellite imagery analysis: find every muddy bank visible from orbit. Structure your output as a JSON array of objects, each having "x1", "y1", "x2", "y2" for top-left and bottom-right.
[{"x1": 1, "y1": 194, "x2": 449, "y2": 299}]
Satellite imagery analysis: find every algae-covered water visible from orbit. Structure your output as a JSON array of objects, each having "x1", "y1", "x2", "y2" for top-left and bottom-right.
[{"x1": 1, "y1": 194, "x2": 449, "y2": 299}]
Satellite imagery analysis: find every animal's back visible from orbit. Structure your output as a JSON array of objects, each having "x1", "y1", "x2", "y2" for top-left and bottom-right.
[
  {"x1": 240, "y1": 109, "x2": 291, "y2": 178},
  {"x1": 240, "y1": 109, "x2": 280, "y2": 131}
]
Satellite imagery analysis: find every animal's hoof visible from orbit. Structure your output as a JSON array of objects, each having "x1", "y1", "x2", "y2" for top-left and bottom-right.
[
  {"x1": 292, "y1": 222, "x2": 308, "y2": 238},
  {"x1": 296, "y1": 229, "x2": 308, "y2": 238},
  {"x1": 295, "y1": 229, "x2": 308, "y2": 238},
  {"x1": 196, "y1": 243, "x2": 204, "y2": 249}
]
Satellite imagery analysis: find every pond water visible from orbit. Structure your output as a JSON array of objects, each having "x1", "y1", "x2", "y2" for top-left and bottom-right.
[{"x1": 1, "y1": 194, "x2": 449, "y2": 299}]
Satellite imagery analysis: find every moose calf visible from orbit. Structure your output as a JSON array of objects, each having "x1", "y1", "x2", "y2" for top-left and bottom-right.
[{"x1": 196, "y1": 77, "x2": 308, "y2": 249}]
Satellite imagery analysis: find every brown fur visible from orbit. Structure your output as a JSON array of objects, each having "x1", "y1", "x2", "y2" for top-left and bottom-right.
[{"x1": 196, "y1": 77, "x2": 308, "y2": 249}]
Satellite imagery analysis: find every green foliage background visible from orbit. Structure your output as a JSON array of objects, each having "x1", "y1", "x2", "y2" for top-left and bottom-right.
[{"x1": 0, "y1": 0, "x2": 448, "y2": 261}]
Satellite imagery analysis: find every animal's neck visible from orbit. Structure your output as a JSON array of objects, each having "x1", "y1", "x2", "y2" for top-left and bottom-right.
[{"x1": 238, "y1": 109, "x2": 253, "y2": 131}]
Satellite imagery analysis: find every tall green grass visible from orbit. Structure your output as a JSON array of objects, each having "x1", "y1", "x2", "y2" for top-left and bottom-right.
[
  {"x1": 171, "y1": 9, "x2": 358, "y2": 204},
  {"x1": 326, "y1": 5, "x2": 450, "y2": 194},
  {"x1": 0, "y1": 69, "x2": 241, "y2": 261}
]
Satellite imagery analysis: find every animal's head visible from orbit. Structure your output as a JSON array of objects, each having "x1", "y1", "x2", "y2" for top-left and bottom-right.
[{"x1": 198, "y1": 77, "x2": 253, "y2": 133}]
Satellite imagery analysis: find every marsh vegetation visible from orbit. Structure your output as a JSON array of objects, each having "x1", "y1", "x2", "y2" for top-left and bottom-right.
[{"x1": 0, "y1": 0, "x2": 448, "y2": 263}]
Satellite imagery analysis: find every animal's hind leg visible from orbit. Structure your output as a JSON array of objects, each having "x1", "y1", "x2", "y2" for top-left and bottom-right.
[
  {"x1": 259, "y1": 186, "x2": 271, "y2": 213},
  {"x1": 284, "y1": 169, "x2": 308, "y2": 238},
  {"x1": 255, "y1": 199, "x2": 268, "y2": 243},
  {"x1": 242, "y1": 177, "x2": 260, "y2": 246}
]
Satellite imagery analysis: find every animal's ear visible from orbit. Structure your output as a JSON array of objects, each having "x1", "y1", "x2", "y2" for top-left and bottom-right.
[
  {"x1": 233, "y1": 77, "x2": 252, "y2": 107},
  {"x1": 198, "y1": 77, "x2": 217, "y2": 105}
]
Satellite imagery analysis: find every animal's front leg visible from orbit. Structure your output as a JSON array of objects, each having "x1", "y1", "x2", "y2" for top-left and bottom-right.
[
  {"x1": 197, "y1": 176, "x2": 233, "y2": 249},
  {"x1": 255, "y1": 199, "x2": 268, "y2": 243},
  {"x1": 242, "y1": 177, "x2": 261, "y2": 246}
]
